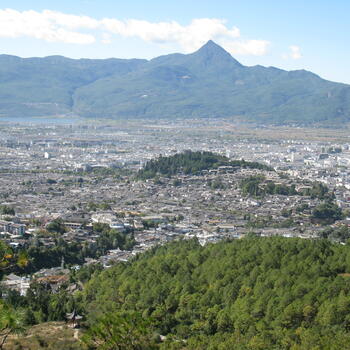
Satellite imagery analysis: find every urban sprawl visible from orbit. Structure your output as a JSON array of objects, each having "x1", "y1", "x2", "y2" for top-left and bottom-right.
[{"x1": 1, "y1": 118, "x2": 350, "y2": 296}]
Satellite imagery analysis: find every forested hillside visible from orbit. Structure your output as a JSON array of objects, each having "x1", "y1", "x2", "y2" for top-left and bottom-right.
[
  {"x1": 137, "y1": 150, "x2": 272, "y2": 179},
  {"x1": 80, "y1": 237, "x2": 350, "y2": 349},
  {"x1": 0, "y1": 55, "x2": 146, "y2": 118}
]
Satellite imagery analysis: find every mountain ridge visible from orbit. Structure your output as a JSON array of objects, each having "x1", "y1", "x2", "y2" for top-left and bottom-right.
[{"x1": 1, "y1": 40, "x2": 349, "y2": 125}]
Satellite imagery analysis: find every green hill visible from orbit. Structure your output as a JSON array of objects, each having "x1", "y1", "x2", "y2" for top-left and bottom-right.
[
  {"x1": 81, "y1": 237, "x2": 350, "y2": 349},
  {"x1": 0, "y1": 55, "x2": 146, "y2": 117},
  {"x1": 1, "y1": 41, "x2": 350, "y2": 124},
  {"x1": 137, "y1": 150, "x2": 272, "y2": 179}
]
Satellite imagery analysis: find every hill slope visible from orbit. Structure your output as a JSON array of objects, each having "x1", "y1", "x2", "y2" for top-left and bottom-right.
[
  {"x1": 0, "y1": 55, "x2": 146, "y2": 117},
  {"x1": 1, "y1": 41, "x2": 350, "y2": 124},
  {"x1": 136, "y1": 150, "x2": 272, "y2": 179},
  {"x1": 82, "y1": 237, "x2": 350, "y2": 349}
]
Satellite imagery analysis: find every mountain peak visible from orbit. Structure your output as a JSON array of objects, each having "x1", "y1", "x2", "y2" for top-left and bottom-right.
[
  {"x1": 192, "y1": 40, "x2": 242, "y2": 67},
  {"x1": 202, "y1": 39, "x2": 221, "y2": 48},
  {"x1": 196, "y1": 40, "x2": 229, "y2": 55}
]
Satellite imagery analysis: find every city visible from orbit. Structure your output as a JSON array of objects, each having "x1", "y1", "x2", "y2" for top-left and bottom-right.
[{"x1": 1, "y1": 118, "x2": 350, "y2": 298}]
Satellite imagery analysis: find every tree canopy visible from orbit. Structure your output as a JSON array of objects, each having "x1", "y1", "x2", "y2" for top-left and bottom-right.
[
  {"x1": 137, "y1": 151, "x2": 272, "y2": 179},
  {"x1": 80, "y1": 237, "x2": 350, "y2": 349}
]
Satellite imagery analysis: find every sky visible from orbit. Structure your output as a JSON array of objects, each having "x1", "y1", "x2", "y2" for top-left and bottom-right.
[{"x1": 0, "y1": 0, "x2": 349, "y2": 84}]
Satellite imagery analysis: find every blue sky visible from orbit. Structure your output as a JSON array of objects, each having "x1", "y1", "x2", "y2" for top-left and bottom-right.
[{"x1": 1, "y1": 0, "x2": 349, "y2": 83}]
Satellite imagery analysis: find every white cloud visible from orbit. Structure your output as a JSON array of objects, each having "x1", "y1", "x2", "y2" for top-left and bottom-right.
[
  {"x1": 102, "y1": 18, "x2": 242, "y2": 53},
  {"x1": 41, "y1": 9, "x2": 99, "y2": 30},
  {"x1": 221, "y1": 39, "x2": 270, "y2": 56},
  {"x1": 290, "y1": 45, "x2": 302, "y2": 59},
  {"x1": 0, "y1": 8, "x2": 95, "y2": 44},
  {"x1": 100, "y1": 17, "x2": 269, "y2": 55},
  {"x1": 283, "y1": 45, "x2": 302, "y2": 60},
  {"x1": 0, "y1": 8, "x2": 270, "y2": 55},
  {"x1": 101, "y1": 33, "x2": 112, "y2": 45}
]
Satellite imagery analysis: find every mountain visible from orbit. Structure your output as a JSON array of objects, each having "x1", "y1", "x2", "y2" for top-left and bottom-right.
[
  {"x1": 0, "y1": 55, "x2": 146, "y2": 118},
  {"x1": 1, "y1": 40, "x2": 350, "y2": 124}
]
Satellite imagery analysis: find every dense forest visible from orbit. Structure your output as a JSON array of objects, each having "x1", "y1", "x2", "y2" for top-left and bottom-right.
[
  {"x1": 77, "y1": 237, "x2": 350, "y2": 349},
  {"x1": 3, "y1": 237, "x2": 350, "y2": 348},
  {"x1": 137, "y1": 151, "x2": 272, "y2": 179}
]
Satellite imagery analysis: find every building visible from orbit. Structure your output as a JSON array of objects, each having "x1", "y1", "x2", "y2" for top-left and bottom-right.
[
  {"x1": 0, "y1": 220, "x2": 26, "y2": 235},
  {"x1": 1, "y1": 274, "x2": 31, "y2": 296}
]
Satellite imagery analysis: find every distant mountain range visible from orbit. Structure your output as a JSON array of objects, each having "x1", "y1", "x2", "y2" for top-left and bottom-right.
[{"x1": 1, "y1": 40, "x2": 350, "y2": 125}]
